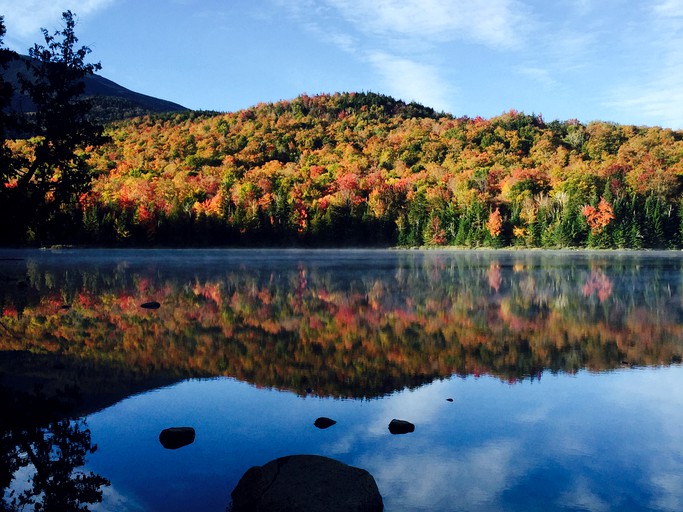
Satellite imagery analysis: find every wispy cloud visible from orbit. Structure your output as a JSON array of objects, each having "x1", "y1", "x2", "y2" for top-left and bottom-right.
[
  {"x1": 653, "y1": 0, "x2": 683, "y2": 17},
  {"x1": 517, "y1": 66, "x2": 560, "y2": 88},
  {"x1": 366, "y1": 51, "x2": 455, "y2": 112},
  {"x1": 274, "y1": 0, "x2": 532, "y2": 113},
  {"x1": 0, "y1": 0, "x2": 115, "y2": 41},
  {"x1": 606, "y1": 0, "x2": 683, "y2": 127},
  {"x1": 324, "y1": 0, "x2": 530, "y2": 49}
]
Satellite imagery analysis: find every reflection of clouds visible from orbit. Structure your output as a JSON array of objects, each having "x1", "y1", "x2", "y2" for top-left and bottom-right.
[
  {"x1": 4, "y1": 464, "x2": 34, "y2": 500},
  {"x1": 559, "y1": 478, "x2": 609, "y2": 512},
  {"x1": 368, "y1": 381, "x2": 453, "y2": 436},
  {"x1": 323, "y1": 381, "x2": 454, "y2": 455},
  {"x1": 599, "y1": 368, "x2": 683, "y2": 511},
  {"x1": 651, "y1": 473, "x2": 683, "y2": 512},
  {"x1": 361, "y1": 440, "x2": 525, "y2": 512},
  {"x1": 325, "y1": 378, "x2": 529, "y2": 510},
  {"x1": 83, "y1": 368, "x2": 683, "y2": 511},
  {"x1": 93, "y1": 485, "x2": 146, "y2": 512},
  {"x1": 514, "y1": 402, "x2": 551, "y2": 424}
]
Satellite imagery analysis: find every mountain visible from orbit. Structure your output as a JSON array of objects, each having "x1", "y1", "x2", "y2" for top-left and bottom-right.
[{"x1": 1, "y1": 55, "x2": 188, "y2": 124}]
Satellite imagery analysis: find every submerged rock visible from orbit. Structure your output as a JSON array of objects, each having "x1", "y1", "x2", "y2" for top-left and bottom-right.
[
  {"x1": 230, "y1": 454, "x2": 383, "y2": 512},
  {"x1": 388, "y1": 419, "x2": 415, "y2": 434},
  {"x1": 314, "y1": 417, "x2": 337, "y2": 429},
  {"x1": 159, "y1": 427, "x2": 195, "y2": 449},
  {"x1": 141, "y1": 301, "x2": 161, "y2": 309}
]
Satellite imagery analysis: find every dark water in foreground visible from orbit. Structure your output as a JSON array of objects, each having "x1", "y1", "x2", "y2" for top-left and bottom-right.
[{"x1": 1, "y1": 249, "x2": 682, "y2": 511}]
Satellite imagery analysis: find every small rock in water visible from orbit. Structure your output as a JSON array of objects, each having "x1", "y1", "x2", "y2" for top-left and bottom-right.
[
  {"x1": 60, "y1": 304, "x2": 71, "y2": 310},
  {"x1": 141, "y1": 301, "x2": 161, "y2": 310},
  {"x1": 446, "y1": 398, "x2": 454, "y2": 402},
  {"x1": 314, "y1": 417, "x2": 337, "y2": 429},
  {"x1": 388, "y1": 419, "x2": 415, "y2": 435},
  {"x1": 159, "y1": 427, "x2": 195, "y2": 449}
]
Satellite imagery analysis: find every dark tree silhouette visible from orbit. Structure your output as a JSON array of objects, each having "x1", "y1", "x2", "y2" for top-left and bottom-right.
[
  {"x1": 1, "y1": 11, "x2": 107, "y2": 243},
  {"x1": 0, "y1": 17, "x2": 18, "y2": 189}
]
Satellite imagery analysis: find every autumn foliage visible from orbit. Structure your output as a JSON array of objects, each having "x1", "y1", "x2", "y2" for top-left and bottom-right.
[
  {"x1": 5, "y1": 91, "x2": 683, "y2": 248},
  {"x1": 582, "y1": 197, "x2": 614, "y2": 234}
]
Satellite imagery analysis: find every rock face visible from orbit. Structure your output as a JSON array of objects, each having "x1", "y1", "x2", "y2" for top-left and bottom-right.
[
  {"x1": 388, "y1": 419, "x2": 415, "y2": 434},
  {"x1": 159, "y1": 427, "x2": 195, "y2": 449},
  {"x1": 230, "y1": 455, "x2": 383, "y2": 512}
]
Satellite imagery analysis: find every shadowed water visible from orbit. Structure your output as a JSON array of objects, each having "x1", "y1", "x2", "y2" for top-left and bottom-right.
[{"x1": 1, "y1": 249, "x2": 682, "y2": 511}]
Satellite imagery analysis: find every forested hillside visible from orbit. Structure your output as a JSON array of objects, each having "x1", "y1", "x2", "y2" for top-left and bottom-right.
[
  {"x1": 11, "y1": 91, "x2": 683, "y2": 247},
  {"x1": 77, "y1": 92, "x2": 683, "y2": 247}
]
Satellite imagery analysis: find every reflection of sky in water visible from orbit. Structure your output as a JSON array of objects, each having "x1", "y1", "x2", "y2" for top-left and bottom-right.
[{"x1": 86, "y1": 366, "x2": 683, "y2": 512}]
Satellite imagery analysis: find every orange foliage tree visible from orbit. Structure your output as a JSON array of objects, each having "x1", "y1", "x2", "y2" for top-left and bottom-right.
[{"x1": 581, "y1": 197, "x2": 614, "y2": 234}]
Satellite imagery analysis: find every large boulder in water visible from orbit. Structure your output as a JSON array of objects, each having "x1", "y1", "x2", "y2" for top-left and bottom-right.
[{"x1": 230, "y1": 454, "x2": 383, "y2": 512}]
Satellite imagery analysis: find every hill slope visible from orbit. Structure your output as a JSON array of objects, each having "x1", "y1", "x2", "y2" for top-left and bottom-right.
[
  {"x1": 76, "y1": 92, "x2": 683, "y2": 248},
  {"x1": 1, "y1": 55, "x2": 188, "y2": 123}
]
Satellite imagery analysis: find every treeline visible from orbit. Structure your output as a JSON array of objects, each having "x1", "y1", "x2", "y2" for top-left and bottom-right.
[{"x1": 72, "y1": 92, "x2": 682, "y2": 248}]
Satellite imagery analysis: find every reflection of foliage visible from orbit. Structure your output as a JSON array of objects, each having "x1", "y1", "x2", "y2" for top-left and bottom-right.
[
  {"x1": 0, "y1": 386, "x2": 109, "y2": 512},
  {"x1": 1, "y1": 251, "x2": 682, "y2": 398}
]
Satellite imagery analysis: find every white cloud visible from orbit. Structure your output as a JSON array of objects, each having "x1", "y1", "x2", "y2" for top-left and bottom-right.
[
  {"x1": 366, "y1": 51, "x2": 455, "y2": 112},
  {"x1": 273, "y1": 0, "x2": 533, "y2": 113},
  {"x1": 654, "y1": 0, "x2": 683, "y2": 17},
  {"x1": 517, "y1": 66, "x2": 560, "y2": 88},
  {"x1": 0, "y1": 0, "x2": 115, "y2": 41},
  {"x1": 324, "y1": 0, "x2": 530, "y2": 49},
  {"x1": 605, "y1": 0, "x2": 683, "y2": 127}
]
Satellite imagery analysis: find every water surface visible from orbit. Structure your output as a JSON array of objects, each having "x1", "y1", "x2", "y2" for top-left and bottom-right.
[{"x1": 1, "y1": 249, "x2": 682, "y2": 511}]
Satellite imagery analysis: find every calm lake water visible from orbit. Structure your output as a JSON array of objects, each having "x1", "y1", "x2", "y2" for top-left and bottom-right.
[{"x1": 1, "y1": 248, "x2": 682, "y2": 511}]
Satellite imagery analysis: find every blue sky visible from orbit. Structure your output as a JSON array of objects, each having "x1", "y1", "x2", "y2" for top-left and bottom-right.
[{"x1": 1, "y1": 0, "x2": 683, "y2": 129}]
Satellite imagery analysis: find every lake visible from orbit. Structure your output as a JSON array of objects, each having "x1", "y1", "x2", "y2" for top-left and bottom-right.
[{"x1": 1, "y1": 248, "x2": 682, "y2": 511}]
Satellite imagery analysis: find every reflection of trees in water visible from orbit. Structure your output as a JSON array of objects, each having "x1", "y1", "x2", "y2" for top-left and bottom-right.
[
  {"x1": 1, "y1": 251, "x2": 683, "y2": 398},
  {"x1": 0, "y1": 387, "x2": 109, "y2": 512}
]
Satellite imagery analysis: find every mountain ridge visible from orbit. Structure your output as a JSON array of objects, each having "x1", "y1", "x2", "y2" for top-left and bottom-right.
[{"x1": 1, "y1": 54, "x2": 188, "y2": 123}]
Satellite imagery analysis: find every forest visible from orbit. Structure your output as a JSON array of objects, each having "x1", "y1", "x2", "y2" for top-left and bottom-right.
[
  {"x1": 2, "y1": 16, "x2": 683, "y2": 247},
  {"x1": 7, "y1": 91, "x2": 683, "y2": 248},
  {"x1": 76, "y1": 94, "x2": 683, "y2": 248}
]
